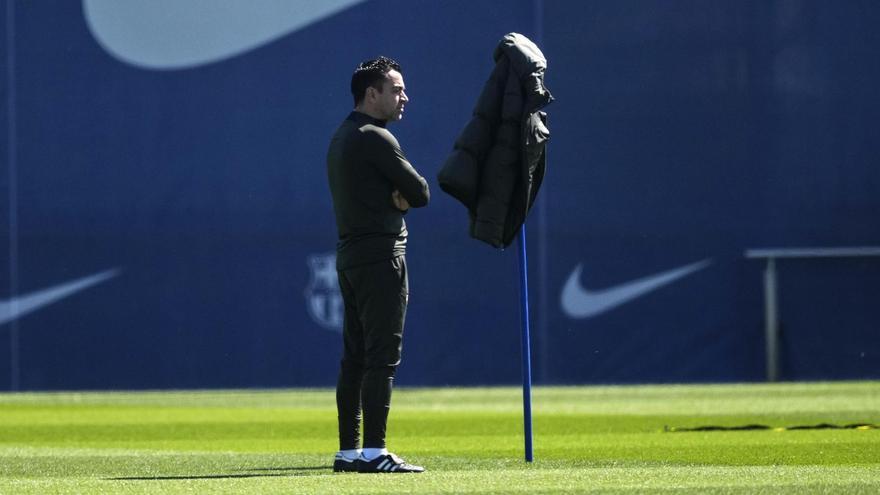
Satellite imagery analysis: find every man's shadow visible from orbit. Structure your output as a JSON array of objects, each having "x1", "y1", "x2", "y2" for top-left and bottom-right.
[{"x1": 108, "y1": 466, "x2": 331, "y2": 481}]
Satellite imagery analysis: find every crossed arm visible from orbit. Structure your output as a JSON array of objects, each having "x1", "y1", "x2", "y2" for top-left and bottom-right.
[{"x1": 365, "y1": 127, "x2": 430, "y2": 211}]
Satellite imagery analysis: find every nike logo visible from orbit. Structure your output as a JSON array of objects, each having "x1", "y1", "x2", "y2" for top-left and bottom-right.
[
  {"x1": 83, "y1": 0, "x2": 367, "y2": 70},
  {"x1": 561, "y1": 259, "x2": 711, "y2": 319},
  {"x1": 0, "y1": 269, "x2": 121, "y2": 326}
]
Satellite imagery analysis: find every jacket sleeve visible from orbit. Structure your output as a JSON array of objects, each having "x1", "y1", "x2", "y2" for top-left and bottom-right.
[
  {"x1": 437, "y1": 57, "x2": 508, "y2": 212},
  {"x1": 472, "y1": 66, "x2": 523, "y2": 247},
  {"x1": 364, "y1": 127, "x2": 430, "y2": 207}
]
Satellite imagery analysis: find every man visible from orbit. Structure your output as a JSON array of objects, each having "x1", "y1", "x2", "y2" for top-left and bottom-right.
[{"x1": 326, "y1": 56, "x2": 429, "y2": 474}]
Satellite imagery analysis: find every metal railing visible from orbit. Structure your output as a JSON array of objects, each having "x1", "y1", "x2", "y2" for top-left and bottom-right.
[{"x1": 745, "y1": 247, "x2": 880, "y2": 381}]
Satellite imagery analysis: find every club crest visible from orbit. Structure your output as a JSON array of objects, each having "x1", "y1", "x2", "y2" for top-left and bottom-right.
[{"x1": 304, "y1": 253, "x2": 343, "y2": 332}]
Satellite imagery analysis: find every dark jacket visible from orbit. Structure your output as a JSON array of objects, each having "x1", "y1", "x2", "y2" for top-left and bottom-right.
[{"x1": 438, "y1": 32, "x2": 553, "y2": 248}]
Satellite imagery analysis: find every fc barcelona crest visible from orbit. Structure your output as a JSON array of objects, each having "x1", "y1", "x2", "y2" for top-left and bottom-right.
[{"x1": 304, "y1": 253, "x2": 343, "y2": 332}]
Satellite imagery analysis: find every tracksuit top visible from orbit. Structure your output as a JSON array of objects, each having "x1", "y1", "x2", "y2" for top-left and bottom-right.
[{"x1": 327, "y1": 111, "x2": 429, "y2": 270}]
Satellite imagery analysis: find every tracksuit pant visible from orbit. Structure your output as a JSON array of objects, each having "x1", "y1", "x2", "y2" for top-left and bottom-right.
[{"x1": 336, "y1": 255, "x2": 408, "y2": 450}]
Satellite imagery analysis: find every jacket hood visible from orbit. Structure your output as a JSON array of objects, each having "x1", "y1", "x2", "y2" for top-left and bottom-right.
[{"x1": 494, "y1": 32, "x2": 554, "y2": 111}]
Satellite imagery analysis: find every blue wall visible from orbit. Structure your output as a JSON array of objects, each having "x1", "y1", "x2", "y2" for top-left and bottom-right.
[{"x1": 2, "y1": 0, "x2": 878, "y2": 390}]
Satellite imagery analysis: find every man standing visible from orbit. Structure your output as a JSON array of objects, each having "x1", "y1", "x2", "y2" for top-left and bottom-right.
[{"x1": 326, "y1": 57, "x2": 429, "y2": 474}]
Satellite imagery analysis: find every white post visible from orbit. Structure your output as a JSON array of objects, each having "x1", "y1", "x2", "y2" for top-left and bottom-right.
[{"x1": 764, "y1": 257, "x2": 779, "y2": 382}]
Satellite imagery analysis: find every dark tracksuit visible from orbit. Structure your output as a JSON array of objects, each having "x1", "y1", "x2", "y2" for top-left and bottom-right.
[{"x1": 326, "y1": 111, "x2": 429, "y2": 450}]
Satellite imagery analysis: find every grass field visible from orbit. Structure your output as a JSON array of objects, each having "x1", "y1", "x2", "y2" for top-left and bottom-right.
[{"x1": 1, "y1": 382, "x2": 878, "y2": 494}]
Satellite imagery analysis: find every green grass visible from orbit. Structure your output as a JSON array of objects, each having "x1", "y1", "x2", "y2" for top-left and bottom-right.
[{"x1": 1, "y1": 382, "x2": 879, "y2": 493}]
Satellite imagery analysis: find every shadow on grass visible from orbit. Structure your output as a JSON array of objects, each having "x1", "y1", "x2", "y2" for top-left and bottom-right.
[
  {"x1": 239, "y1": 466, "x2": 332, "y2": 472},
  {"x1": 665, "y1": 423, "x2": 878, "y2": 432},
  {"x1": 108, "y1": 466, "x2": 331, "y2": 481}
]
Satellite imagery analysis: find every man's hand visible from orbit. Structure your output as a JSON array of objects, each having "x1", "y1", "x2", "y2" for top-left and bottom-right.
[{"x1": 392, "y1": 190, "x2": 410, "y2": 211}]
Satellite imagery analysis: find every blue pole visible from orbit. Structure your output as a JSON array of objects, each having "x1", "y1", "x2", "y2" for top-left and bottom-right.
[{"x1": 518, "y1": 223, "x2": 534, "y2": 462}]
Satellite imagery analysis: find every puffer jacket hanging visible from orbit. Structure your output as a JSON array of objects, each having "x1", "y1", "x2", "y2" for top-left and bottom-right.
[{"x1": 438, "y1": 32, "x2": 553, "y2": 248}]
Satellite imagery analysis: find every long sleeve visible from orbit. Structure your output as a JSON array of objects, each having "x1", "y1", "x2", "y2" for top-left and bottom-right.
[{"x1": 365, "y1": 128, "x2": 430, "y2": 208}]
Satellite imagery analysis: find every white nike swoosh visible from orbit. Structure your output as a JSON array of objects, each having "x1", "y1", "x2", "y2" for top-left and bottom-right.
[
  {"x1": 0, "y1": 269, "x2": 121, "y2": 325},
  {"x1": 561, "y1": 259, "x2": 711, "y2": 319},
  {"x1": 83, "y1": 0, "x2": 367, "y2": 70}
]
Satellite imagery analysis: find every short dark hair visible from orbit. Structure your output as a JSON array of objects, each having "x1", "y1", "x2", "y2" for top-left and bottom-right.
[{"x1": 351, "y1": 56, "x2": 402, "y2": 106}]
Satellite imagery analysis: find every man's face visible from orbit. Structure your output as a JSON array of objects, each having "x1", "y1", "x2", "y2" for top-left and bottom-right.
[{"x1": 373, "y1": 69, "x2": 408, "y2": 122}]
